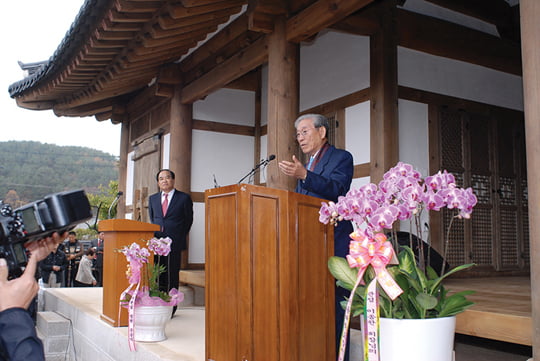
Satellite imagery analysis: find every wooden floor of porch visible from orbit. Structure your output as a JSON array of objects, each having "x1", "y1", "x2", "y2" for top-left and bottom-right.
[
  {"x1": 445, "y1": 276, "x2": 532, "y2": 346},
  {"x1": 180, "y1": 270, "x2": 533, "y2": 347}
]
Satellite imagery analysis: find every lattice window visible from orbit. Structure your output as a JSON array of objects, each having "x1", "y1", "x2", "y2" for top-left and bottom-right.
[
  {"x1": 522, "y1": 207, "x2": 530, "y2": 266},
  {"x1": 443, "y1": 208, "x2": 466, "y2": 267},
  {"x1": 471, "y1": 174, "x2": 492, "y2": 206},
  {"x1": 500, "y1": 209, "x2": 519, "y2": 267},
  {"x1": 499, "y1": 176, "x2": 516, "y2": 206},
  {"x1": 437, "y1": 106, "x2": 528, "y2": 274},
  {"x1": 440, "y1": 109, "x2": 463, "y2": 172},
  {"x1": 471, "y1": 208, "x2": 493, "y2": 265}
]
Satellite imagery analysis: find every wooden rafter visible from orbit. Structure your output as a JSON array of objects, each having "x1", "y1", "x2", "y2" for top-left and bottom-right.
[{"x1": 286, "y1": 0, "x2": 375, "y2": 42}]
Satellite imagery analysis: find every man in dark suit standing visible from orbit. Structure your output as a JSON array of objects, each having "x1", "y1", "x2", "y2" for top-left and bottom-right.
[
  {"x1": 278, "y1": 113, "x2": 354, "y2": 361},
  {"x1": 148, "y1": 169, "x2": 193, "y2": 315}
]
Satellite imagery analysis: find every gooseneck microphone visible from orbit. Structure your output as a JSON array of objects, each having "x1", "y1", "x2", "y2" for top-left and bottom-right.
[
  {"x1": 238, "y1": 155, "x2": 276, "y2": 184},
  {"x1": 108, "y1": 191, "x2": 123, "y2": 219}
]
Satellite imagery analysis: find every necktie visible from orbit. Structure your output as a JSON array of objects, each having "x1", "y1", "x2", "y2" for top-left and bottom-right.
[
  {"x1": 162, "y1": 193, "x2": 168, "y2": 216},
  {"x1": 307, "y1": 156, "x2": 315, "y2": 171}
]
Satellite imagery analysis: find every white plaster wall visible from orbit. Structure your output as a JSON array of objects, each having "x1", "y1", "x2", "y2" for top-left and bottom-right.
[
  {"x1": 398, "y1": 99, "x2": 429, "y2": 236},
  {"x1": 189, "y1": 202, "x2": 205, "y2": 263},
  {"x1": 300, "y1": 31, "x2": 370, "y2": 111},
  {"x1": 345, "y1": 101, "x2": 370, "y2": 165},
  {"x1": 191, "y1": 130, "x2": 254, "y2": 191},
  {"x1": 345, "y1": 101, "x2": 371, "y2": 191},
  {"x1": 189, "y1": 88, "x2": 256, "y2": 263},
  {"x1": 401, "y1": 0, "x2": 498, "y2": 36},
  {"x1": 193, "y1": 88, "x2": 255, "y2": 125},
  {"x1": 398, "y1": 47, "x2": 524, "y2": 111},
  {"x1": 161, "y1": 133, "x2": 170, "y2": 169},
  {"x1": 398, "y1": 99, "x2": 429, "y2": 176},
  {"x1": 125, "y1": 151, "x2": 135, "y2": 207}
]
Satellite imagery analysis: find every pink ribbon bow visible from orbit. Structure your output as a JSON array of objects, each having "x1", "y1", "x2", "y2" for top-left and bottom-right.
[{"x1": 346, "y1": 232, "x2": 402, "y2": 300}]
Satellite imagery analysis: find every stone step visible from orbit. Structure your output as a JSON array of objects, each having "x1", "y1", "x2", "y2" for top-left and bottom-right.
[
  {"x1": 36, "y1": 311, "x2": 70, "y2": 337},
  {"x1": 36, "y1": 311, "x2": 71, "y2": 360}
]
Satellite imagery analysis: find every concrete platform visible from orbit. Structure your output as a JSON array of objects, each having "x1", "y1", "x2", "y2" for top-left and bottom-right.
[{"x1": 40, "y1": 287, "x2": 205, "y2": 361}]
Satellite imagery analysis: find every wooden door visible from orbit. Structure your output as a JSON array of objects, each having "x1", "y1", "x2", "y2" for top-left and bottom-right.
[
  {"x1": 131, "y1": 136, "x2": 162, "y2": 222},
  {"x1": 434, "y1": 106, "x2": 528, "y2": 275}
]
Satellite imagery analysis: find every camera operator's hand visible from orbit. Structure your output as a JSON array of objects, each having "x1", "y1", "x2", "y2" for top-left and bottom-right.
[
  {"x1": 24, "y1": 232, "x2": 67, "y2": 262},
  {"x1": 0, "y1": 256, "x2": 39, "y2": 312}
]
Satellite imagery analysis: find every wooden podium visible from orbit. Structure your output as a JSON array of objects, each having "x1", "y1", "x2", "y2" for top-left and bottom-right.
[
  {"x1": 205, "y1": 184, "x2": 335, "y2": 361},
  {"x1": 98, "y1": 219, "x2": 159, "y2": 326}
]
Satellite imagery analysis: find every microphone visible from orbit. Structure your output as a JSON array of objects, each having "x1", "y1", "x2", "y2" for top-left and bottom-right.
[
  {"x1": 238, "y1": 155, "x2": 276, "y2": 184},
  {"x1": 108, "y1": 191, "x2": 123, "y2": 219},
  {"x1": 213, "y1": 174, "x2": 220, "y2": 188}
]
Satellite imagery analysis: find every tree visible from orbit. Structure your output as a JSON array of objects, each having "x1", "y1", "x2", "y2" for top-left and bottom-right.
[{"x1": 85, "y1": 180, "x2": 119, "y2": 231}]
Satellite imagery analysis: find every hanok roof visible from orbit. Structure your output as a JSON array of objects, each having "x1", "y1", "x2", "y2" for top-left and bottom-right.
[{"x1": 8, "y1": 0, "x2": 521, "y2": 122}]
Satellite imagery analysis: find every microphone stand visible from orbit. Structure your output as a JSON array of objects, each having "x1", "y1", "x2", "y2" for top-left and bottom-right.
[
  {"x1": 238, "y1": 158, "x2": 271, "y2": 184},
  {"x1": 108, "y1": 191, "x2": 123, "y2": 219}
]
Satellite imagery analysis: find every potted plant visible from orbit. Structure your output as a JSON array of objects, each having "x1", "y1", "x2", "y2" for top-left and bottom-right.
[
  {"x1": 319, "y1": 162, "x2": 478, "y2": 361},
  {"x1": 119, "y1": 237, "x2": 183, "y2": 347}
]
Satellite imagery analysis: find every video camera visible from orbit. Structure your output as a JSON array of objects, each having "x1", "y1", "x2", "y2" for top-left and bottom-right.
[{"x1": 0, "y1": 189, "x2": 92, "y2": 279}]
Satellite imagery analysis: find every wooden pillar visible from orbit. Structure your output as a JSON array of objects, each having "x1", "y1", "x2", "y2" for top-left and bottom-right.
[
  {"x1": 520, "y1": 0, "x2": 540, "y2": 358},
  {"x1": 266, "y1": 16, "x2": 299, "y2": 191},
  {"x1": 117, "y1": 121, "x2": 129, "y2": 218},
  {"x1": 169, "y1": 86, "x2": 193, "y2": 269},
  {"x1": 169, "y1": 86, "x2": 192, "y2": 193},
  {"x1": 369, "y1": 0, "x2": 399, "y2": 183}
]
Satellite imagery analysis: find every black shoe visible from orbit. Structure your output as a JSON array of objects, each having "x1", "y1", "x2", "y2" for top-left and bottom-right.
[{"x1": 171, "y1": 305, "x2": 177, "y2": 318}]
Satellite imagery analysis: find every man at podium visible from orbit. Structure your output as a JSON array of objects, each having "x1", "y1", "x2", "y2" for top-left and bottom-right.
[
  {"x1": 278, "y1": 113, "x2": 354, "y2": 361},
  {"x1": 148, "y1": 169, "x2": 193, "y2": 316}
]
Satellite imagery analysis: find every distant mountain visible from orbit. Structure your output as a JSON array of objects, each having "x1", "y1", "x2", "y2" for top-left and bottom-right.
[{"x1": 0, "y1": 140, "x2": 118, "y2": 206}]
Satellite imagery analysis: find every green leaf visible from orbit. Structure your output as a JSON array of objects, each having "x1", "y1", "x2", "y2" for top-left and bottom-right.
[
  {"x1": 438, "y1": 292, "x2": 475, "y2": 317},
  {"x1": 416, "y1": 292, "x2": 438, "y2": 311},
  {"x1": 328, "y1": 256, "x2": 359, "y2": 291},
  {"x1": 428, "y1": 263, "x2": 475, "y2": 295}
]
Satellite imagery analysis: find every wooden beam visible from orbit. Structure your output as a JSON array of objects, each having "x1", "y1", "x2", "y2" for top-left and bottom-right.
[
  {"x1": 265, "y1": 16, "x2": 298, "y2": 191},
  {"x1": 286, "y1": 0, "x2": 375, "y2": 43},
  {"x1": 353, "y1": 163, "x2": 370, "y2": 178},
  {"x1": 180, "y1": 0, "x2": 233, "y2": 7},
  {"x1": 247, "y1": 0, "x2": 287, "y2": 33},
  {"x1": 520, "y1": 0, "x2": 540, "y2": 355},
  {"x1": 125, "y1": 83, "x2": 172, "y2": 121},
  {"x1": 179, "y1": 14, "x2": 249, "y2": 74},
  {"x1": 225, "y1": 69, "x2": 260, "y2": 91},
  {"x1": 53, "y1": 98, "x2": 114, "y2": 117},
  {"x1": 95, "y1": 111, "x2": 112, "y2": 122},
  {"x1": 398, "y1": 8, "x2": 522, "y2": 76},
  {"x1": 330, "y1": 9, "x2": 380, "y2": 36},
  {"x1": 193, "y1": 118, "x2": 255, "y2": 136},
  {"x1": 167, "y1": 0, "x2": 245, "y2": 19},
  {"x1": 180, "y1": 36, "x2": 268, "y2": 104},
  {"x1": 370, "y1": 0, "x2": 399, "y2": 183}
]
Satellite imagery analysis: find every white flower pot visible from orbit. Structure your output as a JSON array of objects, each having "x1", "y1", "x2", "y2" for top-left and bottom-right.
[
  {"x1": 359, "y1": 316, "x2": 456, "y2": 361},
  {"x1": 133, "y1": 305, "x2": 173, "y2": 342}
]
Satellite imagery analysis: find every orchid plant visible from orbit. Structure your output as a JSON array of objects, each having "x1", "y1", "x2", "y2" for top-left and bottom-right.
[
  {"x1": 320, "y1": 162, "x2": 478, "y2": 320},
  {"x1": 119, "y1": 237, "x2": 182, "y2": 307}
]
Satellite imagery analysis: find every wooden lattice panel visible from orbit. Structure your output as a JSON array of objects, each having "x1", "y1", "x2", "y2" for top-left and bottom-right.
[
  {"x1": 471, "y1": 207, "x2": 493, "y2": 266},
  {"x1": 500, "y1": 208, "x2": 519, "y2": 267},
  {"x1": 440, "y1": 109, "x2": 463, "y2": 172}
]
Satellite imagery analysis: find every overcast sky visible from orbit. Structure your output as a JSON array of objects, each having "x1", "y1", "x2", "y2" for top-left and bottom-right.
[{"x1": 0, "y1": 0, "x2": 121, "y2": 156}]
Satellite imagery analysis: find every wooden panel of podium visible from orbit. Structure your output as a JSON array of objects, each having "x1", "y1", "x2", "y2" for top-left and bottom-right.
[
  {"x1": 205, "y1": 184, "x2": 335, "y2": 361},
  {"x1": 98, "y1": 219, "x2": 159, "y2": 326}
]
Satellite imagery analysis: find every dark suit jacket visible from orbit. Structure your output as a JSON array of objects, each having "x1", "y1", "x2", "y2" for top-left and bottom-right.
[
  {"x1": 295, "y1": 144, "x2": 354, "y2": 258},
  {"x1": 148, "y1": 189, "x2": 193, "y2": 252}
]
